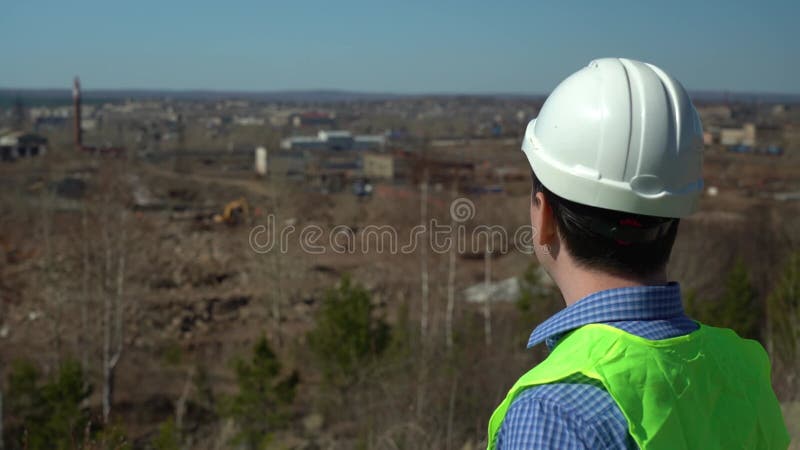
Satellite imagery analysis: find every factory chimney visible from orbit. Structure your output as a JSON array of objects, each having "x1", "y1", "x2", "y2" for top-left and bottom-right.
[{"x1": 73, "y1": 76, "x2": 82, "y2": 149}]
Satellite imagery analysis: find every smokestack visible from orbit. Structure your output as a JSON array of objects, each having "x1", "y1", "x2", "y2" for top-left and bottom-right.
[{"x1": 73, "y1": 76, "x2": 82, "y2": 149}]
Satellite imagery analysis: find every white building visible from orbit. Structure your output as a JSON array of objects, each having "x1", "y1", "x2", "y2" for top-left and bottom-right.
[
  {"x1": 720, "y1": 123, "x2": 756, "y2": 146},
  {"x1": 255, "y1": 146, "x2": 267, "y2": 176},
  {"x1": 234, "y1": 116, "x2": 266, "y2": 127},
  {"x1": 280, "y1": 130, "x2": 385, "y2": 151}
]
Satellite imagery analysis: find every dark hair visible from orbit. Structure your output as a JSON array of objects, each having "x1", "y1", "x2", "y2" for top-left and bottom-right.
[{"x1": 531, "y1": 171, "x2": 679, "y2": 278}]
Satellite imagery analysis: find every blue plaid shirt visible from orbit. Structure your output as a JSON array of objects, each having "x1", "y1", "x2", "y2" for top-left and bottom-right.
[{"x1": 495, "y1": 283, "x2": 698, "y2": 450}]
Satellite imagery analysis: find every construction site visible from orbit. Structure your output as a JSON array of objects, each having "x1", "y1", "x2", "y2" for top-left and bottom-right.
[{"x1": 1, "y1": 77, "x2": 799, "y2": 449}]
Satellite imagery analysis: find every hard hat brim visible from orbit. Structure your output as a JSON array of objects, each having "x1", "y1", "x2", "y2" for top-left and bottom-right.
[{"x1": 522, "y1": 118, "x2": 701, "y2": 219}]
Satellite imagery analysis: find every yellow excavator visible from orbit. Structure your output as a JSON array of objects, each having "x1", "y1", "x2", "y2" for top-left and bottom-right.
[{"x1": 213, "y1": 198, "x2": 250, "y2": 226}]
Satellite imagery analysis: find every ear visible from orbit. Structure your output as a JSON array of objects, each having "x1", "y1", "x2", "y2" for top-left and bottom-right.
[{"x1": 531, "y1": 191, "x2": 557, "y2": 246}]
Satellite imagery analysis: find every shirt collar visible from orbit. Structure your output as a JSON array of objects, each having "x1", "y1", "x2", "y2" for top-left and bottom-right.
[{"x1": 527, "y1": 282, "x2": 685, "y2": 350}]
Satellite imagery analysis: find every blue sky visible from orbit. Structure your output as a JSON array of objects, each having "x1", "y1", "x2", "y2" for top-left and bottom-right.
[{"x1": 1, "y1": 0, "x2": 798, "y2": 94}]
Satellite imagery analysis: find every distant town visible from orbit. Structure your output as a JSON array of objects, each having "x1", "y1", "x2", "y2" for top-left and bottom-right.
[{"x1": 2, "y1": 78, "x2": 799, "y2": 201}]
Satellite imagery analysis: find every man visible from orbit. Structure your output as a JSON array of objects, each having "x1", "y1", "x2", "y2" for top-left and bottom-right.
[{"x1": 487, "y1": 58, "x2": 789, "y2": 449}]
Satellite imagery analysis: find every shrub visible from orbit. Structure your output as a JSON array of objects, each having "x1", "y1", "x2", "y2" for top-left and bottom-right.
[{"x1": 151, "y1": 419, "x2": 180, "y2": 450}]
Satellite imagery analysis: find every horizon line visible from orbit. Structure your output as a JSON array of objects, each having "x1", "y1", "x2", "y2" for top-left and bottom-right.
[{"x1": 2, "y1": 86, "x2": 800, "y2": 101}]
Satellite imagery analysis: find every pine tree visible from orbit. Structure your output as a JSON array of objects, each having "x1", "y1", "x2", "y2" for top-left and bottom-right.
[
  {"x1": 5, "y1": 360, "x2": 91, "y2": 450},
  {"x1": 516, "y1": 263, "x2": 562, "y2": 327},
  {"x1": 307, "y1": 276, "x2": 390, "y2": 388},
  {"x1": 716, "y1": 259, "x2": 761, "y2": 341},
  {"x1": 221, "y1": 337, "x2": 298, "y2": 450},
  {"x1": 151, "y1": 419, "x2": 180, "y2": 450}
]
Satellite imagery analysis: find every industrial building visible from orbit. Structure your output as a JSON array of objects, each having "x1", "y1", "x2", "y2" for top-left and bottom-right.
[
  {"x1": 0, "y1": 131, "x2": 48, "y2": 161},
  {"x1": 280, "y1": 130, "x2": 386, "y2": 151},
  {"x1": 720, "y1": 123, "x2": 757, "y2": 146},
  {"x1": 362, "y1": 153, "x2": 395, "y2": 179}
]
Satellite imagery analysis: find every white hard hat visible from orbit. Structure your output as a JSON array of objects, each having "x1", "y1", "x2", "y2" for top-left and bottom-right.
[{"x1": 522, "y1": 58, "x2": 704, "y2": 218}]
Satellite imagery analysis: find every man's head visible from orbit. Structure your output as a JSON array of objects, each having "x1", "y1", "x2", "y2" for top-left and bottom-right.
[
  {"x1": 523, "y1": 58, "x2": 703, "y2": 283},
  {"x1": 530, "y1": 169, "x2": 679, "y2": 279}
]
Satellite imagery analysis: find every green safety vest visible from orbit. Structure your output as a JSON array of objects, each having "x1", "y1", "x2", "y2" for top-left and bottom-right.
[{"x1": 487, "y1": 323, "x2": 789, "y2": 450}]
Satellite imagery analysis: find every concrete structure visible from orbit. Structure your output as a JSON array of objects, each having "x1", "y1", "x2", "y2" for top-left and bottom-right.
[
  {"x1": 70, "y1": 76, "x2": 125, "y2": 156},
  {"x1": 463, "y1": 277, "x2": 520, "y2": 303},
  {"x1": 1, "y1": 131, "x2": 48, "y2": 161},
  {"x1": 363, "y1": 153, "x2": 395, "y2": 179},
  {"x1": 464, "y1": 267, "x2": 554, "y2": 303},
  {"x1": 720, "y1": 123, "x2": 756, "y2": 146},
  {"x1": 255, "y1": 146, "x2": 267, "y2": 176}
]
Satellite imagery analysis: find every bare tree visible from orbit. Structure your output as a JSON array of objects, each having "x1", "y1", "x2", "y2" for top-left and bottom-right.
[
  {"x1": 445, "y1": 183, "x2": 457, "y2": 351},
  {"x1": 483, "y1": 244, "x2": 492, "y2": 347},
  {"x1": 271, "y1": 246, "x2": 284, "y2": 348},
  {"x1": 269, "y1": 179, "x2": 286, "y2": 347},
  {"x1": 80, "y1": 204, "x2": 91, "y2": 374},
  {"x1": 415, "y1": 168, "x2": 431, "y2": 420},
  {"x1": 101, "y1": 204, "x2": 128, "y2": 424},
  {"x1": 419, "y1": 168, "x2": 430, "y2": 341},
  {"x1": 767, "y1": 252, "x2": 800, "y2": 400},
  {"x1": 175, "y1": 367, "x2": 196, "y2": 434},
  {"x1": 445, "y1": 377, "x2": 458, "y2": 450},
  {"x1": 38, "y1": 182, "x2": 67, "y2": 363}
]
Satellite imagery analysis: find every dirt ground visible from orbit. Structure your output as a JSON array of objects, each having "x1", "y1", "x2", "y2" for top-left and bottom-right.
[{"x1": 1, "y1": 145, "x2": 799, "y2": 445}]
